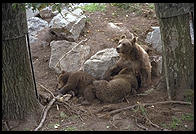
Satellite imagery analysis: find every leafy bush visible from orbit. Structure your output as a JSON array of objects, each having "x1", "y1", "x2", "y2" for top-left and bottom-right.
[{"x1": 79, "y1": 3, "x2": 106, "y2": 12}]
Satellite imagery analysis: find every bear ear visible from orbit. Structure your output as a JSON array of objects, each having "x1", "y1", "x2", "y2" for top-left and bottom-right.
[
  {"x1": 131, "y1": 37, "x2": 138, "y2": 44},
  {"x1": 120, "y1": 34, "x2": 126, "y2": 39},
  {"x1": 61, "y1": 70, "x2": 66, "y2": 74}
]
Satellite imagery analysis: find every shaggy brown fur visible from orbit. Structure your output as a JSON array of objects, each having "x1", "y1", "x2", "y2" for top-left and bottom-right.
[
  {"x1": 140, "y1": 44, "x2": 161, "y2": 78},
  {"x1": 104, "y1": 35, "x2": 151, "y2": 89},
  {"x1": 94, "y1": 68, "x2": 138, "y2": 103},
  {"x1": 57, "y1": 70, "x2": 96, "y2": 102}
]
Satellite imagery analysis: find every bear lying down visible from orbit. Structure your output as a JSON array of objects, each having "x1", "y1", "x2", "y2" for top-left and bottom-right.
[
  {"x1": 56, "y1": 68, "x2": 137, "y2": 104},
  {"x1": 57, "y1": 70, "x2": 96, "y2": 103},
  {"x1": 94, "y1": 67, "x2": 138, "y2": 103}
]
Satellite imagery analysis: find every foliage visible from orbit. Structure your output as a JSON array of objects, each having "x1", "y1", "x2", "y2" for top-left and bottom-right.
[
  {"x1": 63, "y1": 126, "x2": 77, "y2": 131},
  {"x1": 60, "y1": 111, "x2": 68, "y2": 119},
  {"x1": 161, "y1": 113, "x2": 194, "y2": 130},
  {"x1": 111, "y1": 3, "x2": 154, "y2": 15},
  {"x1": 181, "y1": 113, "x2": 194, "y2": 121},
  {"x1": 184, "y1": 89, "x2": 194, "y2": 102},
  {"x1": 12, "y1": 3, "x2": 69, "y2": 12},
  {"x1": 111, "y1": 3, "x2": 132, "y2": 10},
  {"x1": 79, "y1": 3, "x2": 106, "y2": 12}
]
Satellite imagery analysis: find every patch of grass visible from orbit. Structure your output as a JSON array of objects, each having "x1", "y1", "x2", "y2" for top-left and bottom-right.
[
  {"x1": 148, "y1": 3, "x2": 155, "y2": 9},
  {"x1": 63, "y1": 126, "x2": 77, "y2": 131},
  {"x1": 111, "y1": 3, "x2": 131, "y2": 10},
  {"x1": 111, "y1": 3, "x2": 143, "y2": 15},
  {"x1": 184, "y1": 89, "x2": 194, "y2": 102},
  {"x1": 161, "y1": 113, "x2": 194, "y2": 130},
  {"x1": 181, "y1": 113, "x2": 194, "y2": 121},
  {"x1": 60, "y1": 111, "x2": 68, "y2": 119},
  {"x1": 170, "y1": 116, "x2": 182, "y2": 129},
  {"x1": 161, "y1": 123, "x2": 169, "y2": 129},
  {"x1": 79, "y1": 3, "x2": 106, "y2": 12}
]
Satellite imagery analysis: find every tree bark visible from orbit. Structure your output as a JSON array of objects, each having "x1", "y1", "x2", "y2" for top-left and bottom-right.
[
  {"x1": 2, "y1": 3, "x2": 42, "y2": 121},
  {"x1": 155, "y1": 3, "x2": 194, "y2": 99}
]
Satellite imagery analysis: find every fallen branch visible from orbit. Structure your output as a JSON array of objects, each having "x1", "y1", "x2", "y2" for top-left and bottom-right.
[
  {"x1": 34, "y1": 94, "x2": 62, "y2": 131},
  {"x1": 108, "y1": 100, "x2": 191, "y2": 115},
  {"x1": 37, "y1": 82, "x2": 55, "y2": 98},
  {"x1": 135, "y1": 118, "x2": 148, "y2": 130}
]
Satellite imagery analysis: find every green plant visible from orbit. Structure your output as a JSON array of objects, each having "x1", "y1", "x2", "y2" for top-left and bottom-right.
[
  {"x1": 63, "y1": 126, "x2": 77, "y2": 131},
  {"x1": 148, "y1": 4, "x2": 155, "y2": 9},
  {"x1": 161, "y1": 123, "x2": 169, "y2": 129},
  {"x1": 181, "y1": 113, "x2": 194, "y2": 121},
  {"x1": 111, "y1": 3, "x2": 131, "y2": 10},
  {"x1": 184, "y1": 89, "x2": 194, "y2": 102},
  {"x1": 170, "y1": 116, "x2": 182, "y2": 129},
  {"x1": 79, "y1": 3, "x2": 106, "y2": 12},
  {"x1": 60, "y1": 111, "x2": 68, "y2": 119}
]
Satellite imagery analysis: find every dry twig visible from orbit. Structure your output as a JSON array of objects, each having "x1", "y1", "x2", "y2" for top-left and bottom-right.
[
  {"x1": 107, "y1": 100, "x2": 191, "y2": 116},
  {"x1": 34, "y1": 94, "x2": 62, "y2": 131},
  {"x1": 135, "y1": 118, "x2": 148, "y2": 130},
  {"x1": 37, "y1": 82, "x2": 55, "y2": 98}
]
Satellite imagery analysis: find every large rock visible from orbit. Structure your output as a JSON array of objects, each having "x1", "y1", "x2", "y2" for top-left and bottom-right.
[
  {"x1": 27, "y1": 17, "x2": 49, "y2": 44},
  {"x1": 145, "y1": 24, "x2": 194, "y2": 53},
  {"x1": 145, "y1": 27, "x2": 162, "y2": 53},
  {"x1": 49, "y1": 8, "x2": 86, "y2": 41},
  {"x1": 39, "y1": 7, "x2": 53, "y2": 19},
  {"x1": 26, "y1": 7, "x2": 39, "y2": 19},
  {"x1": 83, "y1": 48, "x2": 119, "y2": 79},
  {"x1": 49, "y1": 40, "x2": 90, "y2": 73}
]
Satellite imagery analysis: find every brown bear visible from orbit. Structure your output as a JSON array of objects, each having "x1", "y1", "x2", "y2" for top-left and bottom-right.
[
  {"x1": 94, "y1": 67, "x2": 138, "y2": 103},
  {"x1": 104, "y1": 35, "x2": 151, "y2": 90},
  {"x1": 56, "y1": 70, "x2": 96, "y2": 103},
  {"x1": 140, "y1": 44, "x2": 161, "y2": 78}
]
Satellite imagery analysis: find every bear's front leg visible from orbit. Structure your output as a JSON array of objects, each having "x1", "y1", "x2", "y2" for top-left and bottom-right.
[
  {"x1": 103, "y1": 65, "x2": 122, "y2": 80},
  {"x1": 140, "y1": 68, "x2": 151, "y2": 88}
]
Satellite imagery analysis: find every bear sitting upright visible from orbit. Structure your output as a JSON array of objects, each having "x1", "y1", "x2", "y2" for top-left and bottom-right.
[
  {"x1": 57, "y1": 70, "x2": 96, "y2": 103},
  {"x1": 104, "y1": 35, "x2": 151, "y2": 90}
]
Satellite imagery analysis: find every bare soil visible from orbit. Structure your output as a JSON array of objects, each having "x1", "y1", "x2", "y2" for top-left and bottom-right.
[{"x1": 6, "y1": 3, "x2": 194, "y2": 131}]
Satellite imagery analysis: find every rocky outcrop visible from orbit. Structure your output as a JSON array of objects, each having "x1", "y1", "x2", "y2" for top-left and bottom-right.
[
  {"x1": 49, "y1": 8, "x2": 86, "y2": 41},
  {"x1": 83, "y1": 48, "x2": 119, "y2": 79},
  {"x1": 27, "y1": 17, "x2": 49, "y2": 44},
  {"x1": 49, "y1": 40, "x2": 90, "y2": 73}
]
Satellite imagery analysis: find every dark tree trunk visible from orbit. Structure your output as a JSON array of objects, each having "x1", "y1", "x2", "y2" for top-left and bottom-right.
[
  {"x1": 2, "y1": 3, "x2": 42, "y2": 121},
  {"x1": 155, "y1": 3, "x2": 194, "y2": 99}
]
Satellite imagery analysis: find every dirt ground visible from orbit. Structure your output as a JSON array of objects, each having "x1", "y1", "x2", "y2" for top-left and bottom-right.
[{"x1": 7, "y1": 3, "x2": 194, "y2": 131}]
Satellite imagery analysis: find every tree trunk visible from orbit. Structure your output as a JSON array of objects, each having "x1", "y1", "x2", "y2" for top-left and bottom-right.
[
  {"x1": 2, "y1": 3, "x2": 42, "y2": 121},
  {"x1": 155, "y1": 3, "x2": 194, "y2": 99}
]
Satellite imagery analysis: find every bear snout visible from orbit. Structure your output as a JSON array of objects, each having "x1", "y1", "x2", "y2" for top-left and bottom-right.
[
  {"x1": 116, "y1": 47, "x2": 120, "y2": 53},
  {"x1": 116, "y1": 44, "x2": 122, "y2": 53}
]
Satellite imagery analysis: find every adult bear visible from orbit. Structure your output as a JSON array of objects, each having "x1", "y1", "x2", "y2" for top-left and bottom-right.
[{"x1": 104, "y1": 35, "x2": 151, "y2": 90}]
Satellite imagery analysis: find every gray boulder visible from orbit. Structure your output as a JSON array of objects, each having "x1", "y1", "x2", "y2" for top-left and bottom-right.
[
  {"x1": 26, "y1": 7, "x2": 39, "y2": 19},
  {"x1": 83, "y1": 48, "x2": 119, "y2": 79},
  {"x1": 49, "y1": 8, "x2": 86, "y2": 41},
  {"x1": 49, "y1": 40, "x2": 90, "y2": 73},
  {"x1": 39, "y1": 7, "x2": 53, "y2": 19},
  {"x1": 27, "y1": 17, "x2": 49, "y2": 44},
  {"x1": 145, "y1": 27, "x2": 162, "y2": 53}
]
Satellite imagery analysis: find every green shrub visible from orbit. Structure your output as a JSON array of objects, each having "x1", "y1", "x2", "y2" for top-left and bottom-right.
[{"x1": 79, "y1": 3, "x2": 106, "y2": 12}]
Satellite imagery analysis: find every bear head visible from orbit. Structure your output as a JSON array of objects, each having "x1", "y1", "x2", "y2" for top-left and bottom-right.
[
  {"x1": 57, "y1": 70, "x2": 70, "y2": 89},
  {"x1": 116, "y1": 35, "x2": 137, "y2": 55}
]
